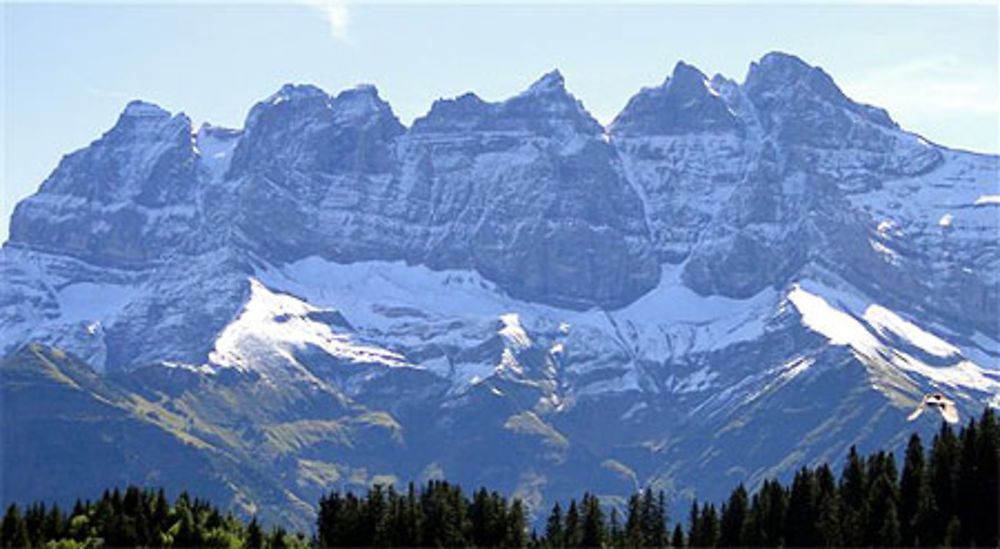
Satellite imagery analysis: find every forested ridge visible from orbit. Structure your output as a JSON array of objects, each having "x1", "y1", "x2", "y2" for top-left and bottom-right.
[{"x1": 2, "y1": 410, "x2": 996, "y2": 548}]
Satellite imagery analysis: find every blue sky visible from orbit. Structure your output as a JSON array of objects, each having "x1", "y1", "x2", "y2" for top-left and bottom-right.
[{"x1": 3, "y1": 2, "x2": 997, "y2": 242}]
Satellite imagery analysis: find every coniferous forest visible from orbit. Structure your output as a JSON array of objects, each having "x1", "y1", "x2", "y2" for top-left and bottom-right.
[{"x1": 2, "y1": 409, "x2": 997, "y2": 548}]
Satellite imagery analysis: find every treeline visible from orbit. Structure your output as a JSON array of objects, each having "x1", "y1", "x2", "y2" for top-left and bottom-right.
[
  {"x1": 313, "y1": 408, "x2": 999, "y2": 548},
  {"x1": 318, "y1": 480, "x2": 669, "y2": 548},
  {"x1": 684, "y1": 407, "x2": 999, "y2": 548},
  {"x1": 2, "y1": 409, "x2": 997, "y2": 548},
  {"x1": 0, "y1": 488, "x2": 304, "y2": 549}
]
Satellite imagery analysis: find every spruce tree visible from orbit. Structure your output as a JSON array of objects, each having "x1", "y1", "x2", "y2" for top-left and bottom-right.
[
  {"x1": 609, "y1": 508, "x2": 625, "y2": 549},
  {"x1": 1, "y1": 504, "x2": 21, "y2": 549},
  {"x1": 929, "y1": 422, "x2": 959, "y2": 541},
  {"x1": 700, "y1": 504, "x2": 719, "y2": 548},
  {"x1": 814, "y1": 464, "x2": 841, "y2": 547},
  {"x1": 718, "y1": 484, "x2": 746, "y2": 548},
  {"x1": 899, "y1": 433, "x2": 926, "y2": 546},
  {"x1": 506, "y1": 500, "x2": 527, "y2": 549},
  {"x1": 974, "y1": 408, "x2": 1000, "y2": 546},
  {"x1": 580, "y1": 494, "x2": 606, "y2": 549},
  {"x1": 671, "y1": 523, "x2": 684, "y2": 549},
  {"x1": 686, "y1": 501, "x2": 700, "y2": 548},
  {"x1": 545, "y1": 502, "x2": 565, "y2": 548},
  {"x1": 246, "y1": 516, "x2": 264, "y2": 549},
  {"x1": 839, "y1": 446, "x2": 868, "y2": 547},
  {"x1": 11, "y1": 519, "x2": 30, "y2": 549},
  {"x1": 867, "y1": 473, "x2": 900, "y2": 546},
  {"x1": 785, "y1": 468, "x2": 817, "y2": 547},
  {"x1": 624, "y1": 495, "x2": 642, "y2": 549},
  {"x1": 565, "y1": 500, "x2": 583, "y2": 549}
]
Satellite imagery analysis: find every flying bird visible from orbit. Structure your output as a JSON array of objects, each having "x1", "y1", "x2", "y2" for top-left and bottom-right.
[{"x1": 907, "y1": 393, "x2": 959, "y2": 424}]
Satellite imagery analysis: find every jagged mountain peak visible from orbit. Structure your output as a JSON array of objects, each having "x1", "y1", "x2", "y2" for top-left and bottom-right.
[
  {"x1": 749, "y1": 51, "x2": 813, "y2": 79},
  {"x1": 330, "y1": 83, "x2": 402, "y2": 128},
  {"x1": 266, "y1": 82, "x2": 329, "y2": 104},
  {"x1": 410, "y1": 92, "x2": 490, "y2": 133},
  {"x1": 245, "y1": 81, "x2": 402, "y2": 131},
  {"x1": 522, "y1": 69, "x2": 566, "y2": 96},
  {"x1": 121, "y1": 99, "x2": 172, "y2": 119},
  {"x1": 610, "y1": 59, "x2": 740, "y2": 136},
  {"x1": 109, "y1": 99, "x2": 191, "y2": 140},
  {"x1": 744, "y1": 51, "x2": 845, "y2": 103},
  {"x1": 501, "y1": 69, "x2": 603, "y2": 136},
  {"x1": 413, "y1": 69, "x2": 602, "y2": 137},
  {"x1": 743, "y1": 51, "x2": 899, "y2": 131},
  {"x1": 668, "y1": 60, "x2": 709, "y2": 85}
]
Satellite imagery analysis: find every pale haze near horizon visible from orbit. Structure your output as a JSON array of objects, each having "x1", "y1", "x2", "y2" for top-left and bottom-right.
[{"x1": 3, "y1": 2, "x2": 997, "y2": 243}]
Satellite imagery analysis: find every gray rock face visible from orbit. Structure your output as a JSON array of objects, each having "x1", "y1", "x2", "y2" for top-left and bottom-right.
[
  {"x1": 404, "y1": 70, "x2": 658, "y2": 308},
  {"x1": 611, "y1": 61, "x2": 742, "y2": 136},
  {"x1": 9, "y1": 101, "x2": 201, "y2": 266},
  {"x1": 212, "y1": 71, "x2": 660, "y2": 309}
]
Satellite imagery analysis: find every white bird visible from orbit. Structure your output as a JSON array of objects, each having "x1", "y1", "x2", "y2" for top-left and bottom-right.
[{"x1": 908, "y1": 393, "x2": 959, "y2": 424}]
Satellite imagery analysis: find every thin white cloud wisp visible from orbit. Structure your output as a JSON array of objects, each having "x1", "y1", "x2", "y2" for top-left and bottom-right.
[{"x1": 303, "y1": 0, "x2": 351, "y2": 43}]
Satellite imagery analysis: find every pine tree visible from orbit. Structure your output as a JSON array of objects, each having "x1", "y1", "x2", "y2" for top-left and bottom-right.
[
  {"x1": 718, "y1": 484, "x2": 746, "y2": 548},
  {"x1": 899, "y1": 433, "x2": 926, "y2": 546},
  {"x1": 271, "y1": 525, "x2": 289, "y2": 549},
  {"x1": 867, "y1": 473, "x2": 900, "y2": 546},
  {"x1": 813, "y1": 464, "x2": 841, "y2": 547},
  {"x1": 839, "y1": 446, "x2": 868, "y2": 547},
  {"x1": 565, "y1": 500, "x2": 583, "y2": 549},
  {"x1": 878, "y1": 501, "x2": 902, "y2": 547},
  {"x1": 506, "y1": 500, "x2": 527, "y2": 549},
  {"x1": 785, "y1": 468, "x2": 817, "y2": 547},
  {"x1": 624, "y1": 495, "x2": 642, "y2": 549},
  {"x1": 974, "y1": 408, "x2": 1000, "y2": 546},
  {"x1": 671, "y1": 523, "x2": 684, "y2": 549},
  {"x1": 654, "y1": 491, "x2": 668, "y2": 548},
  {"x1": 1, "y1": 504, "x2": 21, "y2": 549},
  {"x1": 11, "y1": 519, "x2": 30, "y2": 549},
  {"x1": 929, "y1": 422, "x2": 959, "y2": 542},
  {"x1": 686, "y1": 501, "x2": 700, "y2": 548},
  {"x1": 956, "y1": 418, "x2": 978, "y2": 546},
  {"x1": 545, "y1": 502, "x2": 565, "y2": 548},
  {"x1": 759, "y1": 480, "x2": 786, "y2": 547},
  {"x1": 609, "y1": 508, "x2": 625, "y2": 549},
  {"x1": 639, "y1": 488, "x2": 665, "y2": 548},
  {"x1": 580, "y1": 494, "x2": 606, "y2": 549},
  {"x1": 700, "y1": 504, "x2": 719, "y2": 548},
  {"x1": 246, "y1": 516, "x2": 264, "y2": 549}
]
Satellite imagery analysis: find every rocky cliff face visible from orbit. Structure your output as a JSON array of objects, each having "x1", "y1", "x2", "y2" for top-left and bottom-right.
[{"x1": 2, "y1": 52, "x2": 997, "y2": 528}]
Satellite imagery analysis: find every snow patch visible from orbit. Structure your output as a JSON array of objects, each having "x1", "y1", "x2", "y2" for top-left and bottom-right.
[
  {"x1": 863, "y1": 305, "x2": 960, "y2": 358},
  {"x1": 788, "y1": 283, "x2": 999, "y2": 393},
  {"x1": 208, "y1": 278, "x2": 410, "y2": 375},
  {"x1": 499, "y1": 313, "x2": 532, "y2": 350},
  {"x1": 788, "y1": 284, "x2": 879, "y2": 352}
]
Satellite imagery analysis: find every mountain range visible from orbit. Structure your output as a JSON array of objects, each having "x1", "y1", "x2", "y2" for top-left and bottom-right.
[{"x1": 2, "y1": 52, "x2": 997, "y2": 529}]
